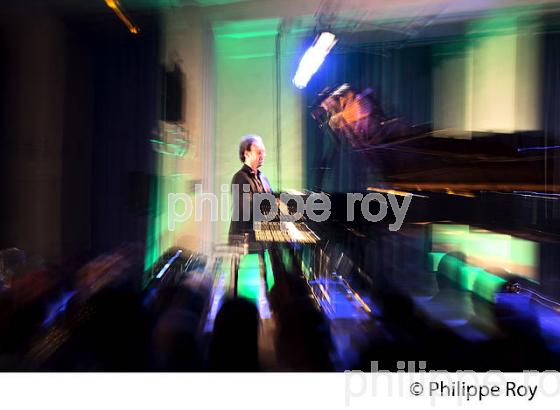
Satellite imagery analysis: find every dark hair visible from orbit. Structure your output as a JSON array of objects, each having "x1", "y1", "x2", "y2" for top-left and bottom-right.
[
  {"x1": 238, "y1": 135, "x2": 261, "y2": 163},
  {"x1": 208, "y1": 297, "x2": 260, "y2": 371}
]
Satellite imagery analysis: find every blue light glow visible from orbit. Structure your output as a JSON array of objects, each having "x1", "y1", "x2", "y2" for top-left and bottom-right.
[{"x1": 155, "y1": 249, "x2": 183, "y2": 279}]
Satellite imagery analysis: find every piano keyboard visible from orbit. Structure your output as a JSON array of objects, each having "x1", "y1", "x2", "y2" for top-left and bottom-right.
[{"x1": 254, "y1": 221, "x2": 320, "y2": 244}]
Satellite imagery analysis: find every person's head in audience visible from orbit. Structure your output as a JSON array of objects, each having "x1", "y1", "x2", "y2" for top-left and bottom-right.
[{"x1": 208, "y1": 297, "x2": 260, "y2": 371}]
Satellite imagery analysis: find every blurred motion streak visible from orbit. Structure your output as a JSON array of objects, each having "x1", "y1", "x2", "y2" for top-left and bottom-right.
[{"x1": 104, "y1": 0, "x2": 140, "y2": 34}]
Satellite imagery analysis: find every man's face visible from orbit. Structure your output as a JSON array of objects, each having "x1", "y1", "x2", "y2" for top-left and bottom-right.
[{"x1": 245, "y1": 140, "x2": 266, "y2": 169}]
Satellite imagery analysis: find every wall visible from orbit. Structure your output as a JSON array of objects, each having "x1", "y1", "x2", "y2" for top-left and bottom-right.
[
  {"x1": 0, "y1": 12, "x2": 67, "y2": 262},
  {"x1": 160, "y1": 8, "x2": 305, "y2": 251}
]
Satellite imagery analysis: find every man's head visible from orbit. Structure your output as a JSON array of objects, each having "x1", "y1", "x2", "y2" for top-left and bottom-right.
[{"x1": 239, "y1": 135, "x2": 266, "y2": 170}]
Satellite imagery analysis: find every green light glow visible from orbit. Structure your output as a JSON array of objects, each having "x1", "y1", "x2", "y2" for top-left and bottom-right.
[
  {"x1": 438, "y1": 254, "x2": 507, "y2": 303},
  {"x1": 227, "y1": 53, "x2": 275, "y2": 60},
  {"x1": 216, "y1": 31, "x2": 278, "y2": 39},
  {"x1": 265, "y1": 249, "x2": 274, "y2": 291},
  {"x1": 469, "y1": 266, "x2": 507, "y2": 303},
  {"x1": 144, "y1": 174, "x2": 162, "y2": 276},
  {"x1": 144, "y1": 161, "x2": 197, "y2": 277},
  {"x1": 147, "y1": 14, "x2": 305, "y2": 267},
  {"x1": 433, "y1": 6, "x2": 541, "y2": 134},
  {"x1": 428, "y1": 252, "x2": 446, "y2": 272},
  {"x1": 237, "y1": 251, "x2": 274, "y2": 303},
  {"x1": 213, "y1": 19, "x2": 281, "y2": 38},
  {"x1": 237, "y1": 253, "x2": 261, "y2": 302},
  {"x1": 431, "y1": 224, "x2": 538, "y2": 280},
  {"x1": 213, "y1": 17, "x2": 304, "y2": 241}
]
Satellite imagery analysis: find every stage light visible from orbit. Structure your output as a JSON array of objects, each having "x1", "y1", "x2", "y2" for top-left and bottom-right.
[
  {"x1": 292, "y1": 32, "x2": 337, "y2": 89},
  {"x1": 155, "y1": 249, "x2": 182, "y2": 279},
  {"x1": 104, "y1": 0, "x2": 140, "y2": 34}
]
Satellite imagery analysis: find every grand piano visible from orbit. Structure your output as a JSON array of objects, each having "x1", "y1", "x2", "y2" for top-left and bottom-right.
[{"x1": 238, "y1": 84, "x2": 560, "y2": 371}]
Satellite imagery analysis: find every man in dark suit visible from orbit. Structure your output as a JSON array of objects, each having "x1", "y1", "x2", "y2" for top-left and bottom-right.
[{"x1": 229, "y1": 135, "x2": 272, "y2": 245}]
